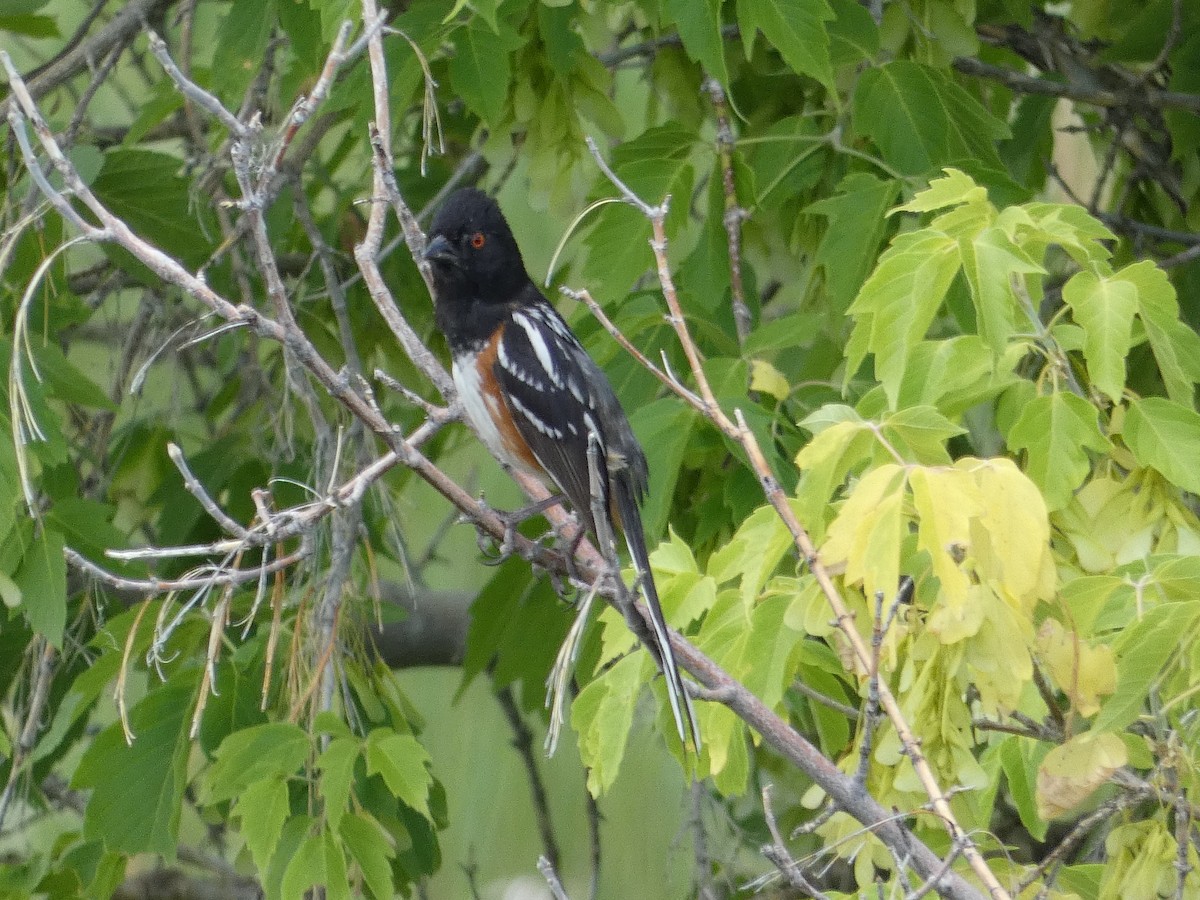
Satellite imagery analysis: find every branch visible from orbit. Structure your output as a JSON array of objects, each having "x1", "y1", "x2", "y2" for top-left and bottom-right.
[
  {"x1": 0, "y1": 0, "x2": 178, "y2": 119},
  {"x1": 951, "y1": 57, "x2": 1200, "y2": 116}
]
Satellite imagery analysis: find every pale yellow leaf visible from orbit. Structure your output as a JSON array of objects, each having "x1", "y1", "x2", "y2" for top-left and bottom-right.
[
  {"x1": 1037, "y1": 731, "x2": 1126, "y2": 820},
  {"x1": 962, "y1": 457, "x2": 1052, "y2": 611},
  {"x1": 909, "y1": 466, "x2": 980, "y2": 607},
  {"x1": 927, "y1": 582, "x2": 986, "y2": 643},
  {"x1": 1036, "y1": 619, "x2": 1117, "y2": 717},
  {"x1": 749, "y1": 359, "x2": 791, "y2": 401}
]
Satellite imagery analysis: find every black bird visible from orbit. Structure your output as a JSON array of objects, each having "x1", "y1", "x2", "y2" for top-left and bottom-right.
[{"x1": 424, "y1": 187, "x2": 700, "y2": 751}]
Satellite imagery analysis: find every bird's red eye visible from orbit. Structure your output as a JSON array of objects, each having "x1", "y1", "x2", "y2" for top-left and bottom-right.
[{"x1": 470, "y1": 232, "x2": 486, "y2": 249}]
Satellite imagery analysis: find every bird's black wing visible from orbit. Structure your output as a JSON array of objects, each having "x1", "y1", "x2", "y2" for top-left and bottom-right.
[
  {"x1": 492, "y1": 297, "x2": 629, "y2": 531},
  {"x1": 493, "y1": 293, "x2": 700, "y2": 750}
]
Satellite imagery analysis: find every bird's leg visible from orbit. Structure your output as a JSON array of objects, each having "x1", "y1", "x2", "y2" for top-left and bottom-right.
[{"x1": 476, "y1": 492, "x2": 567, "y2": 564}]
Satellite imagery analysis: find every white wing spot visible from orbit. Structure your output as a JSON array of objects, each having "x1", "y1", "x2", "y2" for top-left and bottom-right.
[
  {"x1": 510, "y1": 392, "x2": 563, "y2": 440},
  {"x1": 513, "y1": 311, "x2": 563, "y2": 388}
]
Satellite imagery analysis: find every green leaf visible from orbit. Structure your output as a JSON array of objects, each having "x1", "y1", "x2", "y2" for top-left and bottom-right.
[
  {"x1": 91, "y1": 150, "x2": 210, "y2": 267},
  {"x1": 896, "y1": 336, "x2": 1020, "y2": 415},
  {"x1": 123, "y1": 78, "x2": 184, "y2": 146},
  {"x1": 262, "y1": 815, "x2": 312, "y2": 900},
  {"x1": 807, "y1": 173, "x2": 900, "y2": 314},
  {"x1": 583, "y1": 124, "x2": 697, "y2": 296},
  {"x1": 706, "y1": 504, "x2": 795, "y2": 608},
  {"x1": 999, "y1": 737, "x2": 1049, "y2": 841},
  {"x1": 537, "y1": 4, "x2": 585, "y2": 75},
  {"x1": 14, "y1": 527, "x2": 65, "y2": 647},
  {"x1": 1122, "y1": 397, "x2": 1200, "y2": 495},
  {"x1": 238, "y1": 778, "x2": 290, "y2": 875},
  {"x1": 628, "y1": 397, "x2": 696, "y2": 540},
  {"x1": 1064, "y1": 271, "x2": 1139, "y2": 404},
  {"x1": 740, "y1": 593, "x2": 804, "y2": 710},
  {"x1": 212, "y1": 0, "x2": 275, "y2": 95},
  {"x1": 1121, "y1": 260, "x2": 1200, "y2": 405},
  {"x1": 448, "y1": 19, "x2": 524, "y2": 126},
  {"x1": 827, "y1": 0, "x2": 879, "y2": 65},
  {"x1": 32, "y1": 645, "x2": 121, "y2": 764},
  {"x1": 200, "y1": 723, "x2": 311, "y2": 804},
  {"x1": 1008, "y1": 393, "x2": 1109, "y2": 511},
  {"x1": 666, "y1": 0, "x2": 729, "y2": 86},
  {"x1": 364, "y1": 730, "x2": 432, "y2": 819},
  {"x1": 281, "y1": 832, "x2": 324, "y2": 900},
  {"x1": 341, "y1": 813, "x2": 395, "y2": 900},
  {"x1": 0, "y1": 13, "x2": 56, "y2": 37},
  {"x1": 322, "y1": 828, "x2": 350, "y2": 900},
  {"x1": 845, "y1": 230, "x2": 961, "y2": 408},
  {"x1": 1095, "y1": 600, "x2": 1200, "y2": 733},
  {"x1": 73, "y1": 680, "x2": 192, "y2": 857},
  {"x1": 853, "y1": 61, "x2": 1010, "y2": 175},
  {"x1": 738, "y1": 0, "x2": 836, "y2": 92},
  {"x1": 318, "y1": 736, "x2": 360, "y2": 832},
  {"x1": 47, "y1": 497, "x2": 126, "y2": 560}
]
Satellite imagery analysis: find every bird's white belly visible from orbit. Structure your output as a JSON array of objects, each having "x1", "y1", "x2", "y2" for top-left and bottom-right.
[{"x1": 453, "y1": 355, "x2": 522, "y2": 470}]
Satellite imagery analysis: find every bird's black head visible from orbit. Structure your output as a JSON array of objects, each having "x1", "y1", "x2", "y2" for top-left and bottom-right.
[{"x1": 425, "y1": 188, "x2": 531, "y2": 309}]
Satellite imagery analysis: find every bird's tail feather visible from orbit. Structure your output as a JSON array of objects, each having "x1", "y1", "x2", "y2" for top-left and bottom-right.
[{"x1": 612, "y1": 476, "x2": 702, "y2": 752}]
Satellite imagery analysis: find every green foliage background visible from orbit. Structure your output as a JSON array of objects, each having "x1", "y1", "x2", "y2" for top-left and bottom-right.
[{"x1": 2, "y1": 0, "x2": 1200, "y2": 897}]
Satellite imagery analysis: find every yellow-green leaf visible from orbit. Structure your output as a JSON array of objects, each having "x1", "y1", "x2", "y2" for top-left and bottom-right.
[
  {"x1": 572, "y1": 653, "x2": 642, "y2": 796},
  {"x1": 893, "y1": 167, "x2": 987, "y2": 213},
  {"x1": 1036, "y1": 619, "x2": 1117, "y2": 717},
  {"x1": 749, "y1": 359, "x2": 791, "y2": 401},
  {"x1": 962, "y1": 458, "x2": 1053, "y2": 611},
  {"x1": 821, "y1": 464, "x2": 906, "y2": 603}
]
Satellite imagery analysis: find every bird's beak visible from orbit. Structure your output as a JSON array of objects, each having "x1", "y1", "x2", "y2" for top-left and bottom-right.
[{"x1": 423, "y1": 234, "x2": 458, "y2": 266}]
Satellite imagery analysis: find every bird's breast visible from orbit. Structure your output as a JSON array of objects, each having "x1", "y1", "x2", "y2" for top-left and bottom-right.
[{"x1": 452, "y1": 332, "x2": 541, "y2": 475}]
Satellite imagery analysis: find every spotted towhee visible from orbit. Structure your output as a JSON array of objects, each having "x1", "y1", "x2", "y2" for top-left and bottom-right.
[{"x1": 424, "y1": 188, "x2": 700, "y2": 751}]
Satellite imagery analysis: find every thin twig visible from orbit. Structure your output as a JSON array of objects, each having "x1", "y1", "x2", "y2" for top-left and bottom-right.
[
  {"x1": 907, "y1": 840, "x2": 966, "y2": 900},
  {"x1": 1015, "y1": 785, "x2": 1150, "y2": 892},
  {"x1": 792, "y1": 678, "x2": 860, "y2": 719},
  {"x1": 146, "y1": 30, "x2": 246, "y2": 137},
  {"x1": 537, "y1": 855, "x2": 571, "y2": 900},
  {"x1": 952, "y1": 56, "x2": 1200, "y2": 115},
  {"x1": 167, "y1": 443, "x2": 251, "y2": 539},
  {"x1": 497, "y1": 687, "x2": 561, "y2": 871},
  {"x1": 702, "y1": 76, "x2": 751, "y2": 346},
  {"x1": 761, "y1": 784, "x2": 833, "y2": 897},
  {"x1": 0, "y1": 639, "x2": 57, "y2": 831},
  {"x1": 0, "y1": 0, "x2": 174, "y2": 119}
]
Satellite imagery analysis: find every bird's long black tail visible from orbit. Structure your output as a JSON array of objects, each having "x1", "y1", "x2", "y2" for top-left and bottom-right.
[{"x1": 612, "y1": 476, "x2": 702, "y2": 752}]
